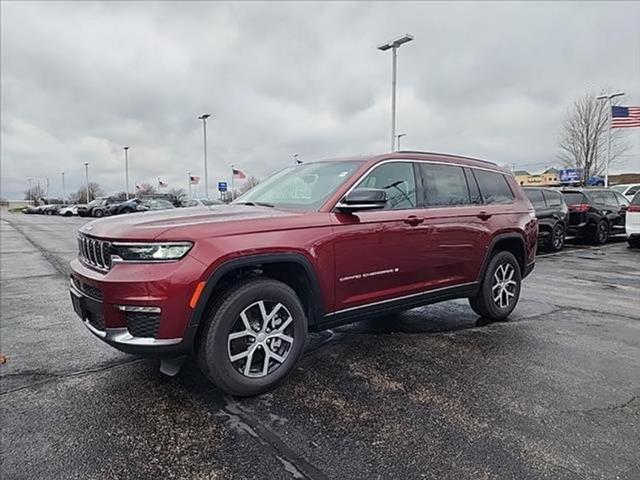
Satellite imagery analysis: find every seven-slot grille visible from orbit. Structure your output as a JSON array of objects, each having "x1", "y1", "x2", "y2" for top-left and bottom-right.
[{"x1": 78, "y1": 234, "x2": 112, "y2": 271}]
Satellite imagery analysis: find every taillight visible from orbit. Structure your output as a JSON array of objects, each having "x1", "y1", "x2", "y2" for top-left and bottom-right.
[
  {"x1": 628, "y1": 205, "x2": 640, "y2": 213},
  {"x1": 569, "y1": 204, "x2": 590, "y2": 213}
]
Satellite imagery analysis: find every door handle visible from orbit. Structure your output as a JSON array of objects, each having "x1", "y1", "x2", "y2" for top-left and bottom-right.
[
  {"x1": 477, "y1": 211, "x2": 492, "y2": 221},
  {"x1": 403, "y1": 215, "x2": 424, "y2": 226}
]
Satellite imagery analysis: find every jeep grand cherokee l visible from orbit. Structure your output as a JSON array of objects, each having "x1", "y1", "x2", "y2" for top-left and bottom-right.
[
  {"x1": 70, "y1": 151, "x2": 537, "y2": 396},
  {"x1": 523, "y1": 187, "x2": 568, "y2": 252}
]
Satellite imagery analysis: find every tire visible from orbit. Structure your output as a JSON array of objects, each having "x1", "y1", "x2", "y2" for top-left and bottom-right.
[
  {"x1": 469, "y1": 250, "x2": 522, "y2": 321},
  {"x1": 93, "y1": 209, "x2": 104, "y2": 218},
  {"x1": 547, "y1": 223, "x2": 565, "y2": 252},
  {"x1": 122, "y1": 208, "x2": 134, "y2": 214},
  {"x1": 64, "y1": 212, "x2": 72, "y2": 217},
  {"x1": 628, "y1": 236, "x2": 640, "y2": 249},
  {"x1": 589, "y1": 220, "x2": 608, "y2": 245},
  {"x1": 197, "y1": 278, "x2": 308, "y2": 397}
]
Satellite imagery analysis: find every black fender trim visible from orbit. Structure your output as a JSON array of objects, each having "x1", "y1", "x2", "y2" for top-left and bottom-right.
[
  {"x1": 185, "y1": 253, "x2": 325, "y2": 351},
  {"x1": 478, "y1": 233, "x2": 529, "y2": 282}
]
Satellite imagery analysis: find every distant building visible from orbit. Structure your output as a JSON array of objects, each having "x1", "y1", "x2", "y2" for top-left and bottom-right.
[{"x1": 515, "y1": 167, "x2": 560, "y2": 186}]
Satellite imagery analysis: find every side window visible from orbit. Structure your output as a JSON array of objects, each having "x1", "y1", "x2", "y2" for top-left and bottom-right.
[
  {"x1": 542, "y1": 190, "x2": 562, "y2": 207},
  {"x1": 473, "y1": 170, "x2": 515, "y2": 204},
  {"x1": 463, "y1": 168, "x2": 482, "y2": 204},
  {"x1": 525, "y1": 189, "x2": 545, "y2": 208},
  {"x1": 627, "y1": 186, "x2": 640, "y2": 196},
  {"x1": 356, "y1": 162, "x2": 417, "y2": 210},
  {"x1": 419, "y1": 164, "x2": 470, "y2": 206}
]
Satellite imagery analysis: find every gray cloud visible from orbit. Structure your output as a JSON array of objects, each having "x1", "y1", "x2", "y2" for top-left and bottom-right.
[{"x1": 1, "y1": 1, "x2": 639, "y2": 199}]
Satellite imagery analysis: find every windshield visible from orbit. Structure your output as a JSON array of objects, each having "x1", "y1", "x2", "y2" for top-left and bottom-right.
[
  {"x1": 611, "y1": 185, "x2": 627, "y2": 193},
  {"x1": 562, "y1": 192, "x2": 587, "y2": 205},
  {"x1": 234, "y1": 161, "x2": 362, "y2": 211}
]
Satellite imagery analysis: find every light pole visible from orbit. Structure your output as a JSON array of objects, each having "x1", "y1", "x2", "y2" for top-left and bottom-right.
[
  {"x1": 378, "y1": 34, "x2": 414, "y2": 152},
  {"x1": 198, "y1": 114, "x2": 211, "y2": 199},
  {"x1": 596, "y1": 91, "x2": 624, "y2": 187},
  {"x1": 123, "y1": 146, "x2": 130, "y2": 199},
  {"x1": 396, "y1": 133, "x2": 406, "y2": 151},
  {"x1": 84, "y1": 162, "x2": 90, "y2": 203},
  {"x1": 28, "y1": 177, "x2": 33, "y2": 204},
  {"x1": 61, "y1": 172, "x2": 66, "y2": 203}
]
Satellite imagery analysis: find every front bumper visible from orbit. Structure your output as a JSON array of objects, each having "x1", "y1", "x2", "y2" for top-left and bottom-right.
[{"x1": 69, "y1": 256, "x2": 206, "y2": 356}]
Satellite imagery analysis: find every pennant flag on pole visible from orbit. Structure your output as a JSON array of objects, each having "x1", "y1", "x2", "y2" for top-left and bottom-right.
[
  {"x1": 189, "y1": 175, "x2": 200, "y2": 185},
  {"x1": 233, "y1": 168, "x2": 247, "y2": 180}
]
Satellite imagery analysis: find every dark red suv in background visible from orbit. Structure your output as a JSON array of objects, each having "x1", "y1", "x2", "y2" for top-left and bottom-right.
[{"x1": 70, "y1": 151, "x2": 537, "y2": 396}]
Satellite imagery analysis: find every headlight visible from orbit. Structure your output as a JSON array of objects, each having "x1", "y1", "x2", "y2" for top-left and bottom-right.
[{"x1": 112, "y1": 242, "x2": 193, "y2": 261}]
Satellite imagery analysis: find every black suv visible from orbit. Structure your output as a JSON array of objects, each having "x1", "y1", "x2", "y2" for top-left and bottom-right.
[
  {"x1": 523, "y1": 187, "x2": 568, "y2": 251},
  {"x1": 78, "y1": 197, "x2": 120, "y2": 217},
  {"x1": 561, "y1": 188, "x2": 629, "y2": 244}
]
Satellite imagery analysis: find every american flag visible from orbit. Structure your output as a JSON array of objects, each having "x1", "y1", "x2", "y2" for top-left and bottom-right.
[
  {"x1": 611, "y1": 106, "x2": 640, "y2": 128},
  {"x1": 232, "y1": 168, "x2": 247, "y2": 180},
  {"x1": 158, "y1": 177, "x2": 168, "y2": 188},
  {"x1": 189, "y1": 175, "x2": 200, "y2": 185}
]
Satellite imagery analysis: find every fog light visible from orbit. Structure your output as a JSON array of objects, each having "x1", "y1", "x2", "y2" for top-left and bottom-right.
[{"x1": 116, "y1": 305, "x2": 161, "y2": 313}]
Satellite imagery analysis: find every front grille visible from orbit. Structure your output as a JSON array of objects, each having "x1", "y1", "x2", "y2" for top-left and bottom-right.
[
  {"x1": 72, "y1": 276, "x2": 104, "y2": 301},
  {"x1": 126, "y1": 312, "x2": 161, "y2": 338},
  {"x1": 78, "y1": 234, "x2": 112, "y2": 271}
]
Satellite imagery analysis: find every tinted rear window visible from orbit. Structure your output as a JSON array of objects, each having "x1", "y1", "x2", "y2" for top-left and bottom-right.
[
  {"x1": 473, "y1": 170, "x2": 514, "y2": 204},
  {"x1": 524, "y1": 189, "x2": 545, "y2": 208},
  {"x1": 562, "y1": 192, "x2": 587, "y2": 205},
  {"x1": 420, "y1": 163, "x2": 470, "y2": 206},
  {"x1": 543, "y1": 190, "x2": 563, "y2": 207},
  {"x1": 632, "y1": 192, "x2": 640, "y2": 205}
]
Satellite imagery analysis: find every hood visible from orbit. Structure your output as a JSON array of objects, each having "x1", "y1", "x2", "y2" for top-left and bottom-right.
[{"x1": 79, "y1": 205, "x2": 301, "y2": 241}]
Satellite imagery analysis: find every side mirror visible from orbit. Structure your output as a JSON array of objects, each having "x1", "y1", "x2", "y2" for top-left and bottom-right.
[{"x1": 337, "y1": 188, "x2": 387, "y2": 213}]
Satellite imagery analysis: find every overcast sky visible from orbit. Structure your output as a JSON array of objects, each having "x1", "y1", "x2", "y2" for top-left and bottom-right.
[{"x1": 2, "y1": 1, "x2": 639, "y2": 199}]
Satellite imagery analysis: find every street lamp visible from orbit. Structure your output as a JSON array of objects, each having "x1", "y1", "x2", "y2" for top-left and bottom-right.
[
  {"x1": 396, "y1": 133, "x2": 406, "y2": 151},
  {"x1": 61, "y1": 172, "x2": 66, "y2": 204},
  {"x1": 378, "y1": 34, "x2": 414, "y2": 151},
  {"x1": 596, "y1": 91, "x2": 625, "y2": 187},
  {"x1": 84, "y1": 162, "x2": 90, "y2": 203},
  {"x1": 123, "y1": 146, "x2": 130, "y2": 199},
  {"x1": 198, "y1": 114, "x2": 211, "y2": 199}
]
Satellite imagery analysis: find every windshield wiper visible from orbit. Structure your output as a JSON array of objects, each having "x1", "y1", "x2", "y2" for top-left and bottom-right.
[{"x1": 236, "y1": 201, "x2": 275, "y2": 208}]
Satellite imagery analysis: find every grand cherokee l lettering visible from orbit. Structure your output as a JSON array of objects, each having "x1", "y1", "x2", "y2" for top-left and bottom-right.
[{"x1": 69, "y1": 151, "x2": 538, "y2": 396}]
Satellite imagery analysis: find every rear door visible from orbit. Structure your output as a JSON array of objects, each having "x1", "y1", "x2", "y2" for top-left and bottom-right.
[
  {"x1": 331, "y1": 161, "x2": 431, "y2": 311},
  {"x1": 525, "y1": 189, "x2": 550, "y2": 232},
  {"x1": 417, "y1": 163, "x2": 490, "y2": 287}
]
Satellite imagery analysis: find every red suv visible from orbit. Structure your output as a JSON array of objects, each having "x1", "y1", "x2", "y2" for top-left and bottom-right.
[{"x1": 70, "y1": 151, "x2": 537, "y2": 396}]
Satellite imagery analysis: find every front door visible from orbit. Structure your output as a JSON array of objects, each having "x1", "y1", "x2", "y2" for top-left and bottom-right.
[{"x1": 330, "y1": 161, "x2": 430, "y2": 312}]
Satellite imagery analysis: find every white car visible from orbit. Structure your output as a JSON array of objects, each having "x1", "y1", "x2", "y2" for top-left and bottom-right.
[
  {"x1": 626, "y1": 192, "x2": 640, "y2": 248},
  {"x1": 612, "y1": 183, "x2": 640, "y2": 201},
  {"x1": 58, "y1": 204, "x2": 84, "y2": 217}
]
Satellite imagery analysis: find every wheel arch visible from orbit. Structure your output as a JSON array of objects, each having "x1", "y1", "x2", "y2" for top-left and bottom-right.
[
  {"x1": 188, "y1": 253, "x2": 325, "y2": 349},
  {"x1": 479, "y1": 233, "x2": 527, "y2": 281}
]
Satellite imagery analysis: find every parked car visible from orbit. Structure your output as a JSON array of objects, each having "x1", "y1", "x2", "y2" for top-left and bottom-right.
[
  {"x1": 59, "y1": 204, "x2": 84, "y2": 217},
  {"x1": 561, "y1": 188, "x2": 629, "y2": 244},
  {"x1": 22, "y1": 205, "x2": 40, "y2": 214},
  {"x1": 182, "y1": 198, "x2": 223, "y2": 207},
  {"x1": 523, "y1": 187, "x2": 568, "y2": 251},
  {"x1": 69, "y1": 151, "x2": 537, "y2": 396},
  {"x1": 612, "y1": 183, "x2": 640, "y2": 202},
  {"x1": 107, "y1": 198, "x2": 143, "y2": 215},
  {"x1": 41, "y1": 204, "x2": 63, "y2": 215},
  {"x1": 140, "y1": 193, "x2": 181, "y2": 207},
  {"x1": 77, "y1": 197, "x2": 120, "y2": 217},
  {"x1": 139, "y1": 198, "x2": 175, "y2": 211},
  {"x1": 626, "y1": 191, "x2": 640, "y2": 248}
]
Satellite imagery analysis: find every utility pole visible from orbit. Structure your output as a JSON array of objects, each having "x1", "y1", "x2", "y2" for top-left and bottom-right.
[
  {"x1": 378, "y1": 34, "x2": 414, "y2": 151},
  {"x1": 198, "y1": 114, "x2": 211, "y2": 199},
  {"x1": 123, "y1": 146, "x2": 130, "y2": 199},
  {"x1": 596, "y1": 91, "x2": 625, "y2": 187},
  {"x1": 84, "y1": 162, "x2": 90, "y2": 203},
  {"x1": 61, "y1": 172, "x2": 66, "y2": 203}
]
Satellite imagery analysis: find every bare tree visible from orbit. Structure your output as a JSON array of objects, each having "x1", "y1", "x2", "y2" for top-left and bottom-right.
[
  {"x1": 24, "y1": 184, "x2": 46, "y2": 203},
  {"x1": 558, "y1": 90, "x2": 629, "y2": 182},
  {"x1": 135, "y1": 183, "x2": 156, "y2": 197},
  {"x1": 74, "y1": 182, "x2": 105, "y2": 203},
  {"x1": 238, "y1": 175, "x2": 260, "y2": 194},
  {"x1": 168, "y1": 187, "x2": 188, "y2": 204}
]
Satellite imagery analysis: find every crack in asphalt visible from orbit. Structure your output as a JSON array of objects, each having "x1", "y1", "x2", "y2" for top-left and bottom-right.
[
  {"x1": 0, "y1": 358, "x2": 146, "y2": 396},
  {"x1": 214, "y1": 395, "x2": 329, "y2": 480},
  {"x1": 559, "y1": 396, "x2": 638, "y2": 415}
]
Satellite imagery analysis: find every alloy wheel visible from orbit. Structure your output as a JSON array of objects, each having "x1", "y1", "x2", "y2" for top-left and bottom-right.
[
  {"x1": 227, "y1": 300, "x2": 294, "y2": 378},
  {"x1": 491, "y1": 263, "x2": 517, "y2": 309},
  {"x1": 553, "y1": 225, "x2": 564, "y2": 250}
]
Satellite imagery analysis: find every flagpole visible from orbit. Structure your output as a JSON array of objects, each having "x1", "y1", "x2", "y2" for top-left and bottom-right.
[
  {"x1": 187, "y1": 172, "x2": 191, "y2": 198},
  {"x1": 231, "y1": 165, "x2": 235, "y2": 201}
]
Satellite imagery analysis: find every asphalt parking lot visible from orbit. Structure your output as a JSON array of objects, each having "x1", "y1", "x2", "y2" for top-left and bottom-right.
[{"x1": 1, "y1": 211, "x2": 639, "y2": 480}]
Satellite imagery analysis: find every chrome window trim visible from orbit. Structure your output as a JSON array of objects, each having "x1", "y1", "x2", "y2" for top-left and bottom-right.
[{"x1": 332, "y1": 158, "x2": 511, "y2": 212}]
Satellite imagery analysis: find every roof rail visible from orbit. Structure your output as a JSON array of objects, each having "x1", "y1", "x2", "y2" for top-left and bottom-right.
[{"x1": 395, "y1": 150, "x2": 497, "y2": 166}]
